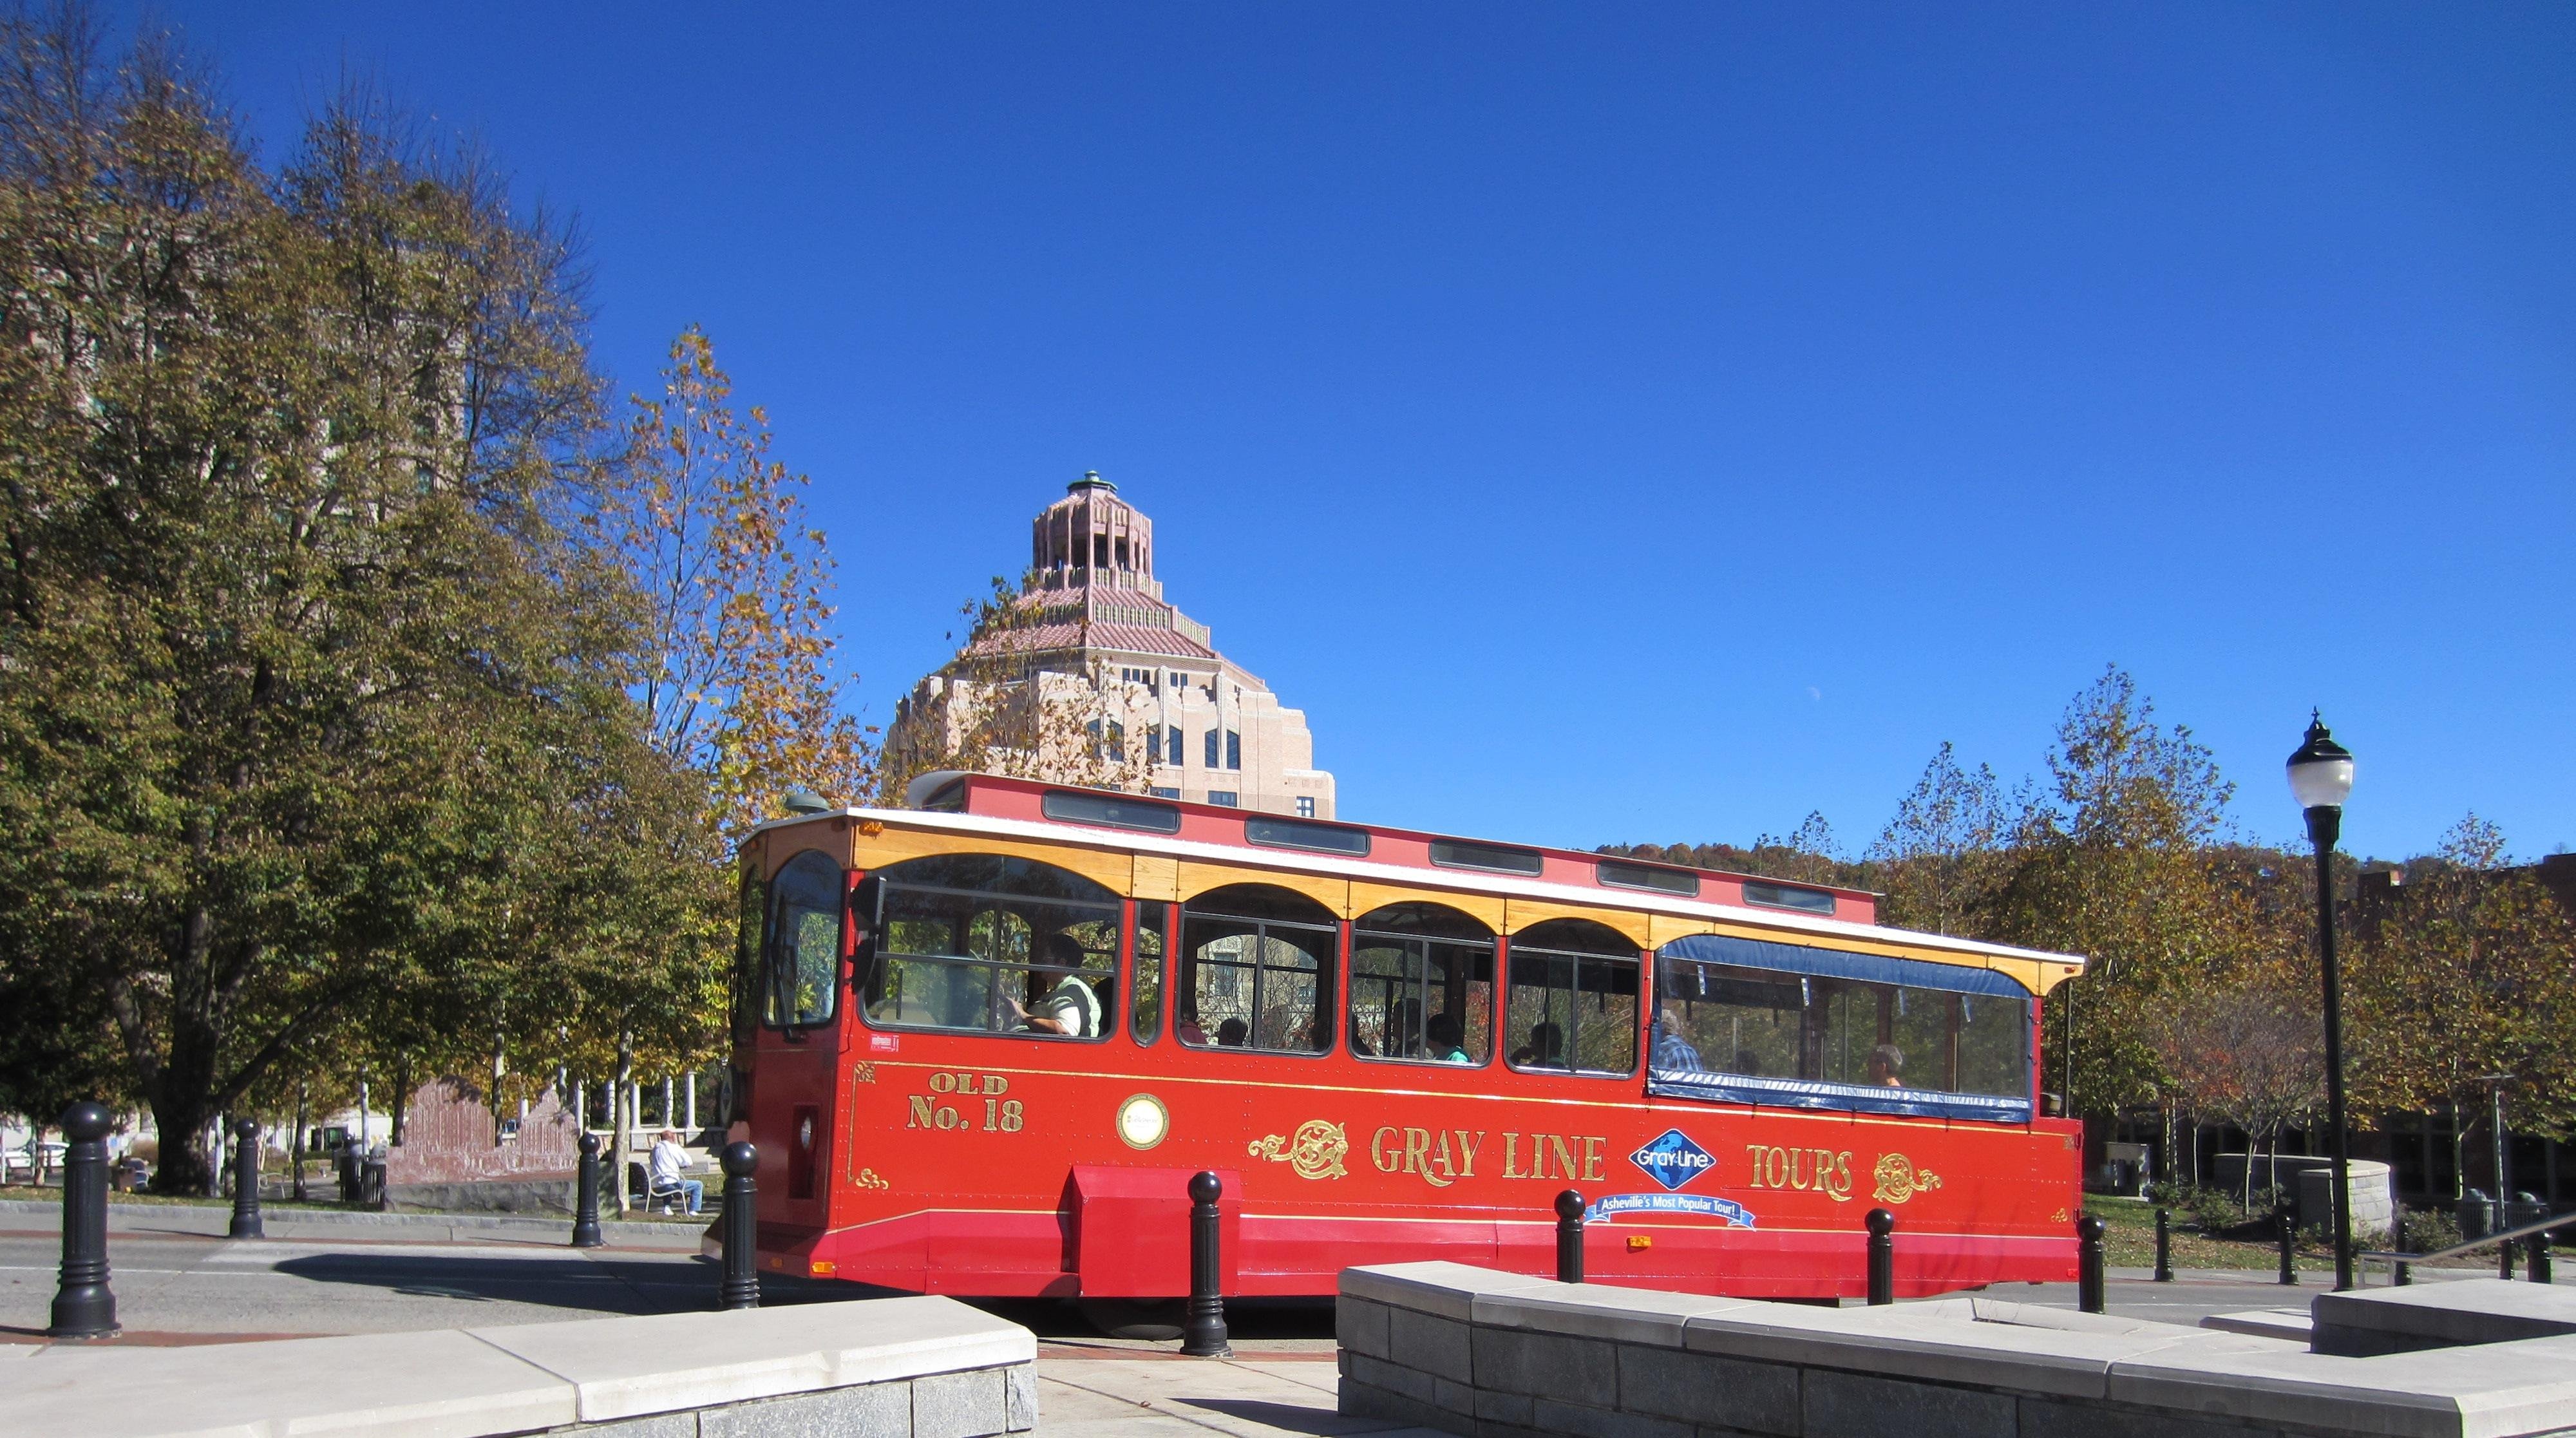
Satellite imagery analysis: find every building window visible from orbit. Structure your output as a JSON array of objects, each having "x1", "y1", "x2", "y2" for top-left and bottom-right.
[
  {"x1": 1164, "y1": 724, "x2": 1182, "y2": 765},
  {"x1": 1169, "y1": 672, "x2": 1186, "y2": 688},
  {"x1": 1150, "y1": 786, "x2": 1180, "y2": 800},
  {"x1": 1226, "y1": 729, "x2": 1241, "y2": 771},
  {"x1": 1086, "y1": 719, "x2": 1124, "y2": 762},
  {"x1": 1296, "y1": 797, "x2": 1316, "y2": 818},
  {"x1": 1204, "y1": 728, "x2": 1218, "y2": 768},
  {"x1": 1208, "y1": 791, "x2": 1239, "y2": 808}
]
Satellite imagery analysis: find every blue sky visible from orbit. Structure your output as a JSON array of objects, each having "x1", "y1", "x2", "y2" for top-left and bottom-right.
[{"x1": 171, "y1": 4, "x2": 2571, "y2": 861}]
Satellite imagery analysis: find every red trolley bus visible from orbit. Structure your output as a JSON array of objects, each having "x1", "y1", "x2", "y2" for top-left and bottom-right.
[{"x1": 734, "y1": 773, "x2": 2087, "y2": 1322}]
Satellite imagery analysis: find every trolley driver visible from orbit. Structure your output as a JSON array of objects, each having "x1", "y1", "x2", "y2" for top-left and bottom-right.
[{"x1": 1015, "y1": 932, "x2": 1103, "y2": 1037}]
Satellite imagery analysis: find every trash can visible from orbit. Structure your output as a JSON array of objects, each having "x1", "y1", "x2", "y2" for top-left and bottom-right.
[{"x1": 2457, "y1": 1188, "x2": 2494, "y2": 1242}]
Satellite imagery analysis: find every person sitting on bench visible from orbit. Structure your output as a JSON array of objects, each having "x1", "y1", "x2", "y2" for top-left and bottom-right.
[{"x1": 647, "y1": 1129, "x2": 703, "y2": 1214}]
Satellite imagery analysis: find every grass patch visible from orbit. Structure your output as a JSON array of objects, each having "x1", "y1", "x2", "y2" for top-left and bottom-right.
[{"x1": 2086, "y1": 1197, "x2": 2333, "y2": 1271}]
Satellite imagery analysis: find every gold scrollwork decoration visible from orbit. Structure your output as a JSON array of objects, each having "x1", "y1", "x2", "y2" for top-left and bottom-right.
[
  {"x1": 1248, "y1": 1119, "x2": 1349, "y2": 1180},
  {"x1": 1871, "y1": 1152, "x2": 1944, "y2": 1205},
  {"x1": 854, "y1": 1167, "x2": 891, "y2": 1191}
]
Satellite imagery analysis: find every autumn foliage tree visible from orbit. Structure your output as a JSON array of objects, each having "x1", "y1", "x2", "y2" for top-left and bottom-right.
[
  {"x1": 612, "y1": 325, "x2": 874, "y2": 838},
  {"x1": 878, "y1": 571, "x2": 1157, "y2": 803}
]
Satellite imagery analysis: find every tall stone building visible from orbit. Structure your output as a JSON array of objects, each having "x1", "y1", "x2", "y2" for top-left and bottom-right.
[{"x1": 891, "y1": 474, "x2": 1336, "y2": 818}]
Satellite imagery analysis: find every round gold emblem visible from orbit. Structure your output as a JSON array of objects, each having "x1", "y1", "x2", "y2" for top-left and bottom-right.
[{"x1": 1116, "y1": 1093, "x2": 1170, "y2": 1150}]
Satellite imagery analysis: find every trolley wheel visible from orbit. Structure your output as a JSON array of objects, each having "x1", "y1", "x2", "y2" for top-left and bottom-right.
[{"x1": 1079, "y1": 1298, "x2": 1186, "y2": 1341}]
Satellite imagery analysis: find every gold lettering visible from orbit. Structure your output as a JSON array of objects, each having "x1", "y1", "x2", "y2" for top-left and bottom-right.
[
  {"x1": 1454, "y1": 1131, "x2": 1484, "y2": 1178},
  {"x1": 1766, "y1": 1147, "x2": 1790, "y2": 1189},
  {"x1": 1582, "y1": 1137, "x2": 1605, "y2": 1182},
  {"x1": 907, "y1": 1095, "x2": 936, "y2": 1128},
  {"x1": 1542, "y1": 1135, "x2": 1576, "y2": 1183},
  {"x1": 1790, "y1": 1148, "x2": 1812, "y2": 1190},
  {"x1": 1403, "y1": 1128, "x2": 1433, "y2": 1176},
  {"x1": 1422, "y1": 1130, "x2": 1455, "y2": 1189},
  {"x1": 928, "y1": 1073, "x2": 955, "y2": 1093},
  {"x1": 1504, "y1": 1133, "x2": 1526, "y2": 1179},
  {"x1": 1372, "y1": 1127, "x2": 1401, "y2": 1173},
  {"x1": 985, "y1": 1074, "x2": 1008, "y2": 1097},
  {"x1": 1745, "y1": 1145, "x2": 1769, "y2": 1187},
  {"x1": 1821, "y1": 1151, "x2": 1853, "y2": 1202}
]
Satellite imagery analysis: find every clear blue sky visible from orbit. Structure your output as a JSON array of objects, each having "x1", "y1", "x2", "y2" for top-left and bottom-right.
[{"x1": 169, "y1": 3, "x2": 2572, "y2": 862}]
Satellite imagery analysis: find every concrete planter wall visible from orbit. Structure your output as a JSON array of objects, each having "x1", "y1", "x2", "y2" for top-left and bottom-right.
[
  {"x1": 1336, "y1": 1261, "x2": 2576, "y2": 1438},
  {"x1": 14, "y1": 1294, "x2": 1036, "y2": 1438}
]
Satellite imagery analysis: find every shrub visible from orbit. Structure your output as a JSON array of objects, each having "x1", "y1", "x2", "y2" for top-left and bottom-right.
[{"x1": 2401, "y1": 1207, "x2": 2463, "y2": 1257}]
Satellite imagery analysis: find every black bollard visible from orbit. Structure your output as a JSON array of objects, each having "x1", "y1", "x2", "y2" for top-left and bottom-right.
[
  {"x1": 1555, "y1": 1189, "x2": 1586, "y2": 1284},
  {"x1": 2531, "y1": 1227, "x2": 2554, "y2": 1286},
  {"x1": 2152, "y1": 1207, "x2": 2172, "y2": 1283},
  {"x1": 2077, "y1": 1214, "x2": 2107, "y2": 1314},
  {"x1": 1180, "y1": 1171, "x2": 1233, "y2": 1357},
  {"x1": 2276, "y1": 1200, "x2": 2298, "y2": 1287},
  {"x1": 1866, "y1": 1207, "x2": 1895, "y2": 1306},
  {"x1": 48, "y1": 1101, "x2": 118, "y2": 1339},
  {"x1": 570, "y1": 1131, "x2": 605, "y2": 1249},
  {"x1": 2499, "y1": 1234, "x2": 2515, "y2": 1282},
  {"x1": 229, "y1": 1118, "x2": 264, "y2": 1240},
  {"x1": 719, "y1": 1141, "x2": 759, "y2": 1310}
]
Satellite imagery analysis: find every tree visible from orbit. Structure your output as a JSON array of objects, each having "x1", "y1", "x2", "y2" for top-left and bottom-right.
[
  {"x1": 879, "y1": 572, "x2": 1157, "y2": 802},
  {"x1": 2348, "y1": 815, "x2": 2576, "y2": 1189},
  {"x1": 601, "y1": 326, "x2": 875, "y2": 1158},
  {"x1": 609, "y1": 325, "x2": 874, "y2": 837},
  {"x1": 2152, "y1": 963, "x2": 2322, "y2": 1207},
  {"x1": 0, "y1": 14, "x2": 651, "y2": 1191},
  {"x1": 1984, "y1": 667, "x2": 2256, "y2": 1119},
  {"x1": 1868, "y1": 741, "x2": 2011, "y2": 937}
]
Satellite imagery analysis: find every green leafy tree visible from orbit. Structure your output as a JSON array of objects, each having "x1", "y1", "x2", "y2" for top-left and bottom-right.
[
  {"x1": 0, "y1": 14, "x2": 647, "y2": 1191},
  {"x1": 2348, "y1": 815, "x2": 2576, "y2": 1187},
  {"x1": 1982, "y1": 667, "x2": 2254, "y2": 1119},
  {"x1": 1868, "y1": 741, "x2": 2012, "y2": 937}
]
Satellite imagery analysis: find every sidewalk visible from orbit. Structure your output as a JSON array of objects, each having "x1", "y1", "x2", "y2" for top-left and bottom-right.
[{"x1": 0, "y1": 1198, "x2": 709, "y2": 1250}]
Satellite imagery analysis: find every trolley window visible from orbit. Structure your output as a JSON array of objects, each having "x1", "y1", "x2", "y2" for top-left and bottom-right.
[
  {"x1": 1131, "y1": 902, "x2": 1169, "y2": 1046},
  {"x1": 1502, "y1": 918, "x2": 1640, "y2": 1077},
  {"x1": 1740, "y1": 880, "x2": 1837, "y2": 916},
  {"x1": 859, "y1": 853, "x2": 1122, "y2": 1041},
  {"x1": 1349, "y1": 903, "x2": 1493, "y2": 1066},
  {"x1": 762, "y1": 850, "x2": 844, "y2": 1028},
  {"x1": 1177, "y1": 884, "x2": 1336, "y2": 1054},
  {"x1": 1649, "y1": 934, "x2": 2031, "y2": 1121}
]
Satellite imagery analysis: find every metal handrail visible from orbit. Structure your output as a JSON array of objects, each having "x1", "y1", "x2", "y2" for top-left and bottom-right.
[{"x1": 2355, "y1": 1207, "x2": 2575, "y2": 1285}]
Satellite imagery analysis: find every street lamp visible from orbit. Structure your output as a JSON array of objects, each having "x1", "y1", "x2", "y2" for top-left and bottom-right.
[{"x1": 2287, "y1": 712, "x2": 2356, "y2": 1291}]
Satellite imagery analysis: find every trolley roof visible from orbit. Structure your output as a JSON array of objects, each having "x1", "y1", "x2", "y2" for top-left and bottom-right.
[{"x1": 748, "y1": 773, "x2": 2088, "y2": 994}]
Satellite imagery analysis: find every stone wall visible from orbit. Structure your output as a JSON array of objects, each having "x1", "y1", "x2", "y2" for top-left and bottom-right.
[{"x1": 1336, "y1": 1260, "x2": 2576, "y2": 1438}]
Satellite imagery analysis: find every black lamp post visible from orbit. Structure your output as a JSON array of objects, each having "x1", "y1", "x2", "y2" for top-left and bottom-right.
[{"x1": 2287, "y1": 712, "x2": 2356, "y2": 1291}]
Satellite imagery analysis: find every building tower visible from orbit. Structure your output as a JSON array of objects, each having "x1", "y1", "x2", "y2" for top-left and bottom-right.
[{"x1": 891, "y1": 473, "x2": 1336, "y2": 818}]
